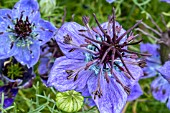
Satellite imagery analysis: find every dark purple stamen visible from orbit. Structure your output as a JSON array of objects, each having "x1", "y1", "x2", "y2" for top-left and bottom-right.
[
  {"x1": 41, "y1": 39, "x2": 64, "y2": 58},
  {"x1": 112, "y1": 7, "x2": 116, "y2": 44},
  {"x1": 13, "y1": 13, "x2": 33, "y2": 39},
  {"x1": 0, "y1": 32, "x2": 4, "y2": 35}
]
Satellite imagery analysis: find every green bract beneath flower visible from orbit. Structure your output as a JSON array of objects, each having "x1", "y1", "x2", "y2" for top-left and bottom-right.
[{"x1": 56, "y1": 90, "x2": 84, "y2": 113}]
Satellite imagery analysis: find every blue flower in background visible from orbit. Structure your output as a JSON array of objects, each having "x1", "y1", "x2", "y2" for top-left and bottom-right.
[
  {"x1": 0, "y1": 83, "x2": 18, "y2": 108},
  {"x1": 127, "y1": 83, "x2": 143, "y2": 101},
  {"x1": 160, "y1": 0, "x2": 170, "y2": 3},
  {"x1": 0, "y1": 0, "x2": 56, "y2": 67},
  {"x1": 38, "y1": 57, "x2": 53, "y2": 86},
  {"x1": 140, "y1": 43, "x2": 161, "y2": 78},
  {"x1": 38, "y1": 39, "x2": 63, "y2": 86},
  {"x1": 0, "y1": 57, "x2": 35, "y2": 86},
  {"x1": 48, "y1": 11, "x2": 144, "y2": 112},
  {"x1": 140, "y1": 43, "x2": 170, "y2": 109},
  {"x1": 0, "y1": 57, "x2": 35, "y2": 108},
  {"x1": 151, "y1": 61, "x2": 170, "y2": 109},
  {"x1": 106, "y1": 0, "x2": 115, "y2": 4}
]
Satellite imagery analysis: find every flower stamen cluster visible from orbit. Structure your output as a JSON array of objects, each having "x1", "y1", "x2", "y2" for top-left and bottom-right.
[
  {"x1": 62, "y1": 8, "x2": 148, "y2": 96},
  {"x1": 1, "y1": 57, "x2": 34, "y2": 81}
]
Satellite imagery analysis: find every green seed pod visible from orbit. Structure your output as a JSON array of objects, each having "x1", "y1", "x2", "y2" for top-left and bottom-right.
[{"x1": 56, "y1": 90, "x2": 84, "y2": 113}]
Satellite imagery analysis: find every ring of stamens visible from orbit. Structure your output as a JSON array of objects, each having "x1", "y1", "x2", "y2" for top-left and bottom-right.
[
  {"x1": 1, "y1": 58, "x2": 25, "y2": 80},
  {"x1": 6, "y1": 11, "x2": 38, "y2": 48}
]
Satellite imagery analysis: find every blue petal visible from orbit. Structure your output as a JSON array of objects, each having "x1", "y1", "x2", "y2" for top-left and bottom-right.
[
  {"x1": 10, "y1": 88, "x2": 19, "y2": 97},
  {"x1": 14, "y1": 43, "x2": 40, "y2": 68},
  {"x1": 0, "y1": 85, "x2": 18, "y2": 108},
  {"x1": 38, "y1": 57, "x2": 53, "y2": 86},
  {"x1": 35, "y1": 19, "x2": 57, "y2": 45},
  {"x1": 0, "y1": 33, "x2": 18, "y2": 59},
  {"x1": 0, "y1": 9, "x2": 13, "y2": 31},
  {"x1": 65, "y1": 49, "x2": 86, "y2": 60},
  {"x1": 141, "y1": 61, "x2": 161, "y2": 78},
  {"x1": 47, "y1": 56, "x2": 93, "y2": 91},
  {"x1": 55, "y1": 22, "x2": 87, "y2": 55},
  {"x1": 127, "y1": 83, "x2": 143, "y2": 101},
  {"x1": 157, "y1": 61, "x2": 170, "y2": 83},
  {"x1": 151, "y1": 76, "x2": 170, "y2": 103},
  {"x1": 12, "y1": 0, "x2": 40, "y2": 23},
  {"x1": 87, "y1": 75, "x2": 127, "y2": 113},
  {"x1": 115, "y1": 58, "x2": 143, "y2": 88},
  {"x1": 0, "y1": 9, "x2": 11, "y2": 18},
  {"x1": 78, "y1": 86, "x2": 96, "y2": 107},
  {"x1": 38, "y1": 57, "x2": 49, "y2": 75},
  {"x1": 3, "y1": 98, "x2": 14, "y2": 108},
  {"x1": 140, "y1": 43, "x2": 161, "y2": 78},
  {"x1": 0, "y1": 10, "x2": 18, "y2": 59},
  {"x1": 126, "y1": 62, "x2": 143, "y2": 85},
  {"x1": 140, "y1": 43, "x2": 160, "y2": 57}
]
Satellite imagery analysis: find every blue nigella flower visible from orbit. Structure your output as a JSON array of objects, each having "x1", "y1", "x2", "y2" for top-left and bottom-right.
[
  {"x1": 140, "y1": 43, "x2": 170, "y2": 109},
  {"x1": 137, "y1": 8, "x2": 170, "y2": 109},
  {"x1": 0, "y1": 57, "x2": 35, "y2": 107},
  {"x1": 151, "y1": 61, "x2": 170, "y2": 109},
  {"x1": 0, "y1": 0, "x2": 56, "y2": 67},
  {"x1": 48, "y1": 9, "x2": 145, "y2": 113},
  {"x1": 0, "y1": 57, "x2": 35, "y2": 87},
  {"x1": 38, "y1": 39, "x2": 63, "y2": 86},
  {"x1": 140, "y1": 43, "x2": 161, "y2": 78}
]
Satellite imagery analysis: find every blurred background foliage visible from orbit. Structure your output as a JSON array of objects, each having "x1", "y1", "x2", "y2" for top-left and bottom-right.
[{"x1": 0, "y1": 0, "x2": 170, "y2": 112}]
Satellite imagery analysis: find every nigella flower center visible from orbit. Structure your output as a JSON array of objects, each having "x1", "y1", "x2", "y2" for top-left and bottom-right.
[
  {"x1": 1, "y1": 58, "x2": 24, "y2": 80},
  {"x1": 98, "y1": 39, "x2": 122, "y2": 64},
  {"x1": 6, "y1": 12, "x2": 38, "y2": 48},
  {"x1": 99, "y1": 45, "x2": 112, "y2": 63},
  {"x1": 14, "y1": 15, "x2": 32, "y2": 38},
  {"x1": 7, "y1": 12, "x2": 35, "y2": 40},
  {"x1": 0, "y1": 57, "x2": 32, "y2": 80}
]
